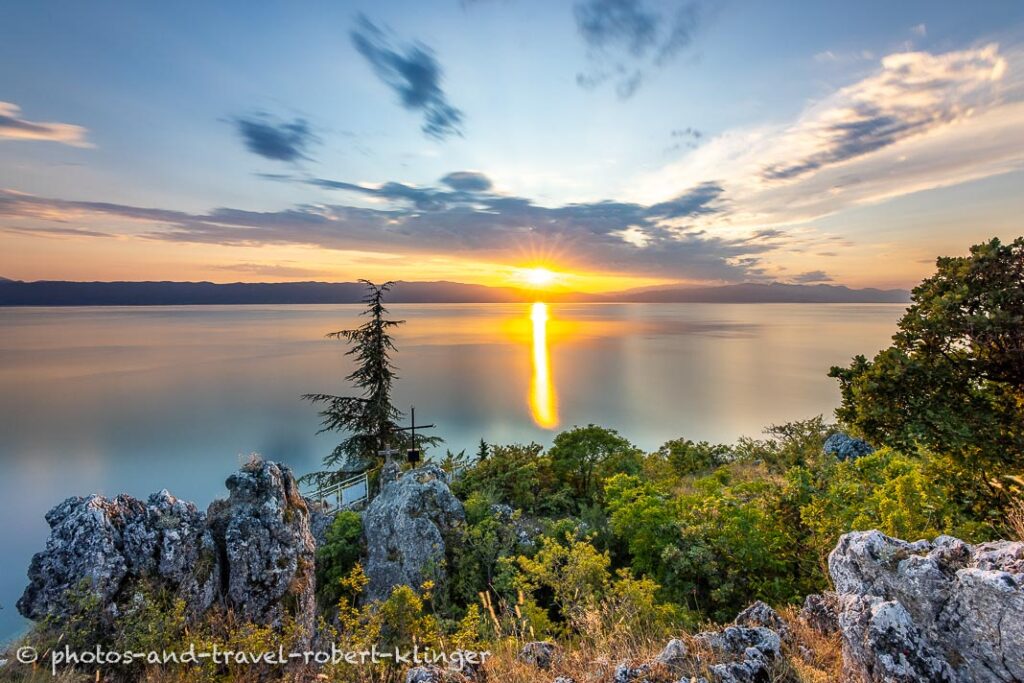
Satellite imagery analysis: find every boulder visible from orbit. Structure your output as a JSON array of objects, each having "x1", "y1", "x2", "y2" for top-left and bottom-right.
[
  {"x1": 17, "y1": 490, "x2": 218, "y2": 625},
  {"x1": 695, "y1": 626, "x2": 781, "y2": 660},
  {"x1": 734, "y1": 601, "x2": 789, "y2": 641},
  {"x1": 707, "y1": 647, "x2": 770, "y2": 683},
  {"x1": 829, "y1": 530, "x2": 1024, "y2": 683},
  {"x1": 653, "y1": 638, "x2": 689, "y2": 673},
  {"x1": 612, "y1": 663, "x2": 651, "y2": 683},
  {"x1": 518, "y1": 641, "x2": 560, "y2": 670},
  {"x1": 207, "y1": 460, "x2": 316, "y2": 643},
  {"x1": 362, "y1": 464, "x2": 465, "y2": 602}
]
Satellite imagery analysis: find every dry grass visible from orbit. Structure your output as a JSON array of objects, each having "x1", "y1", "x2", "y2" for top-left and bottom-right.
[
  {"x1": 1, "y1": 606, "x2": 845, "y2": 683},
  {"x1": 1009, "y1": 496, "x2": 1024, "y2": 542}
]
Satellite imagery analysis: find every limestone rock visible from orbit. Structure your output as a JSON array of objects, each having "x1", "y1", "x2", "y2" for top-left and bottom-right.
[
  {"x1": 518, "y1": 641, "x2": 560, "y2": 670},
  {"x1": 20, "y1": 459, "x2": 317, "y2": 650},
  {"x1": 799, "y1": 592, "x2": 839, "y2": 635},
  {"x1": 362, "y1": 464, "x2": 465, "y2": 602},
  {"x1": 695, "y1": 626, "x2": 781, "y2": 660},
  {"x1": 207, "y1": 460, "x2": 316, "y2": 643},
  {"x1": 829, "y1": 530, "x2": 1024, "y2": 683},
  {"x1": 838, "y1": 595, "x2": 955, "y2": 682},
  {"x1": 653, "y1": 638, "x2": 689, "y2": 673},
  {"x1": 734, "y1": 601, "x2": 789, "y2": 641},
  {"x1": 17, "y1": 490, "x2": 218, "y2": 624}
]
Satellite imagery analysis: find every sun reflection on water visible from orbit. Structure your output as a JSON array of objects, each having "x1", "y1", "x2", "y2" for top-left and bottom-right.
[{"x1": 529, "y1": 302, "x2": 558, "y2": 429}]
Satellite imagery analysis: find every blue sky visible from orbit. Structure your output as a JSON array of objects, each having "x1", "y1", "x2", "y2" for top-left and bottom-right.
[{"x1": 1, "y1": 0, "x2": 1023, "y2": 290}]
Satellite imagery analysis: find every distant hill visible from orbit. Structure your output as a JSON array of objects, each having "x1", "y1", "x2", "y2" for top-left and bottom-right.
[
  {"x1": 0, "y1": 279, "x2": 910, "y2": 306},
  {"x1": 613, "y1": 282, "x2": 911, "y2": 304}
]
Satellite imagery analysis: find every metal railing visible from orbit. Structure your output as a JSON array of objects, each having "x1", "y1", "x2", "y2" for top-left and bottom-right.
[{"x1": 306, "y1": 471, "x2": 369, "y2": 513}]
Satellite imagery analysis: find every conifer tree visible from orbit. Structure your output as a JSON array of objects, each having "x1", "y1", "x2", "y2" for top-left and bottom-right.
[{"x1": 304, "y1": 280, "x2": 405, "y2": 483}]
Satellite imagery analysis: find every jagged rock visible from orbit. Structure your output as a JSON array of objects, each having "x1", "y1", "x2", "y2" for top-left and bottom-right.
[
  {"x1": 406, "y1": 666, "x2": 443, "y2": 683},
  {"x1": 695, "y1": 626, "x2": 781, "y2": 660},
  {"x1": 838, "y1": 595, "x2": 955, "y2": 682},
  {"x1": 823, "y1": 433, "x2": 874, "y2": 461},
  {"x1": 612, "y1": 662, "x2": 651, "y2": 683},
  {"x1": 17, "y1": 490, "x2": 218, "y2": 624},
  {"x1": 707, "y1": 647, "x2": 769, "y2": 683},
  {"x1": 551, "y1": 678, "x2": 575, "y2": 683},
  {"x1": 518, "y1": 641, "x2": 560, "y2": 670},
  {"x1": 829, "y1": 530, "x2": 1024, "y2": 683},
  {"x1": 306, "y1": 498, "x2": 334, "y2": 548},
  {"x1": 362, "y1": 464, "x2": 465, "y2": 602},
  {"x1": 653, "y1": 638, "x2": 689, "y2": 673},
  {"x1": 734, "y1": 601, "x2": 789, "y2": 640},
  {"x1": 207, "y1": 460, "x2": 316, "y2": 643},
  {"x1": 799, "y1": 591, "x2": 839, "y2": 635}
]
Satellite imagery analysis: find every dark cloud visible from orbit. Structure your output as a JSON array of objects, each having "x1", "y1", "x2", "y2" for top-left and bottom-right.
[
  {"x1": 0, "y1": 173, "x2": 786, "y2": 283},
  {"x1": 574, "y1": 0, "x2": 706, "y2": 98},
  {"x1": 351, "y1": 15, "x2": 464, "y2": 140},
  {"x1": 666, "y1": 126, "x2": 704, "y2": 152},
  {"x1": 441, "y1": 171, "x2": 493, "y2": 192},
  {"x1": 790, "y1": 270, "x2": 833, "y2": 283},
  {"x1": 234, "y1": 115, "x2": 317, "y2": 162}
]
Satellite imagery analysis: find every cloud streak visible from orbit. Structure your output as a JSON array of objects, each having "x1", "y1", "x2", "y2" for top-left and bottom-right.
[
  {"x1": 0, "y1": 102, "x2": 92, "y2": 147},
  {"x1": 351, "y1": 15, "x2": 464, "y2": 140},
  {"x1": 632, "y1": 44, "x2": 1024, "y2": 230}
]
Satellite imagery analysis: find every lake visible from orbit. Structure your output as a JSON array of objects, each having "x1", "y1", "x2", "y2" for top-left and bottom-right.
[{"x1": 0, "y1": 302, "x2": 904, "y2": 639}]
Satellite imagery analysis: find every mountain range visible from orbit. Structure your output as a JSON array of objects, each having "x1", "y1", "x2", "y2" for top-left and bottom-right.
[{"x1": 0, "y1": 279, "x2": 911, "y2": 306}]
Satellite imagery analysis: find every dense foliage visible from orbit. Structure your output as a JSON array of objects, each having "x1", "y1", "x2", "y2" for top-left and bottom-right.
[{"x1": 830, "y1": 236, "x2": 1024, "y2": 510}]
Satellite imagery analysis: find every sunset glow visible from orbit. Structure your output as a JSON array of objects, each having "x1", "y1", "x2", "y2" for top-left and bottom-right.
[{"x1": 521, "y1": 267, "x2": 558, "y2": 289}]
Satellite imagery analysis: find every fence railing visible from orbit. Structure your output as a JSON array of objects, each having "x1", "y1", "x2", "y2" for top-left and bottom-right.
[{"x1": 306, "y1": 471, "x2": 369, "y2": 513}]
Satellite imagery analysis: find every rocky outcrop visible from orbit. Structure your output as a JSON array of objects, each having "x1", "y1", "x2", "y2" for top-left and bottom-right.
[
  {"x1": 799, "y1": 591, "x2": 839, "y2": 635},
  {"x1": 19, "y1": 459, "x2": 316, "y2": 646},
  {"x1": 207, "y1": 460, "x2": 317, "y2": 643},
  {"x1": 829, "y1": 530, "x2": 1024, "y2": 683},
  {"x1": 823, "y1": 433, "x2": 874, "y2": 461},
  {"x1": 17, "y1": 490, "x2": 218, "y2": 624},
  {"x1": 362, "y1": 464, "x2": 465, "y2": 602}
]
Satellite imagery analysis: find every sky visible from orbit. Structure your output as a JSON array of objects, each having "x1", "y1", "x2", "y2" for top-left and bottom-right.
[{"x1": 1, "y1": 0, "x2": 1023, "y2": 292}]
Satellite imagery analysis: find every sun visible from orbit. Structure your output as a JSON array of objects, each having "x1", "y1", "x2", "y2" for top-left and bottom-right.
[{"x1": 523, "y1": 267, "x2": 557, "y2": 288}]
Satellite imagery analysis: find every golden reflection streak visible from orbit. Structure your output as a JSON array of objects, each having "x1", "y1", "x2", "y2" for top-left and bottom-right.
[{"x1": 529, "y1": 302, "x2": 559, "y2": 429}]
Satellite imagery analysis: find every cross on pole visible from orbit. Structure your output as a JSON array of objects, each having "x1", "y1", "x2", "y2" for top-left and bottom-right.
[{"x1": 391, "y1": 405, "x2": 435, "y2": 464}]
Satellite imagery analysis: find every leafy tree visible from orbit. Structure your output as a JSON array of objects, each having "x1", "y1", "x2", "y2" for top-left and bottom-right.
[
  {"x1": 547, "y1": 425, "x2": 643, "y2": 507},
  {"x1": 657, "y1": 438, "x2": 731, "y2": 476},
  {"x1": 316, "y1": 511, "x2": 365, "y2": 607},
  {"x1": 830, "y1": 237, "x2": 1024, "y2": 490}
]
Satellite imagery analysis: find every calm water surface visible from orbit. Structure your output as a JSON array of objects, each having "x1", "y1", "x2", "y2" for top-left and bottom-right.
[{"x1": 0, "y1": 302, "x2": 904, "y2": 638}]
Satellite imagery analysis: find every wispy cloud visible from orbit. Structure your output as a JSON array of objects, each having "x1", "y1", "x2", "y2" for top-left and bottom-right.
[
  {"x1": 574, "y1": 0, "x2": 707, "y2": 98},
  {"x1": 0, "y1": 102, "x2": 92, "y2": 147},
  {"x1": 233, "y1": 115, "x2": 318, "y2": 162},
  {"x1": 211, "y1": 262, "x2": 323, "y2": 278},
  {"x1": 632, "y1": 44, "x2": 1024, "y2": 230},
  {"x1": 351, "y1": 15, "x2": 464, "y2": 140}
]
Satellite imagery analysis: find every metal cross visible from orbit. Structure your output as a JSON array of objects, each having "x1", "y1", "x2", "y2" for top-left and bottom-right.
[{"x1": 391, "y1": 405, "x2": 435, "y2": 461}]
